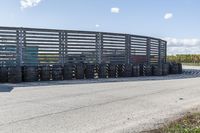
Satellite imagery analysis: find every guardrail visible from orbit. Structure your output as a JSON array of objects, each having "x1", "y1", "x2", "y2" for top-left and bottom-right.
[{"x1": 0, "y1": 26, "x2": 167, "y2": 66}]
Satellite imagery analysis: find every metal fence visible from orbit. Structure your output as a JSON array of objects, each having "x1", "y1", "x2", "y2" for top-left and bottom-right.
[{"x1": 0, "y1": 26, "x2": 167, "y2": 66}]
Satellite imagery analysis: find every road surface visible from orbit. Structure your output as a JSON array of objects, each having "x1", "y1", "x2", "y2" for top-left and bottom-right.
[{"x1": 0, "y1": 66, "x2": 200, "y2": 133}]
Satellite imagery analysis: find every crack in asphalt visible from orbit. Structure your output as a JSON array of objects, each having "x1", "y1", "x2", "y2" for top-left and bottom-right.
[{"x1": 0, "y1": 85, "x2": 191, "y2": 127}]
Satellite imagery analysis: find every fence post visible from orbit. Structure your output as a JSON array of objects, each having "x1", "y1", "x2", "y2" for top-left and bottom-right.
[
  {"x1": 125, "y1": 34, "x2": 131, "y2": 64},
  {"x1": 96, "y1": 32, "x2": 103, "y2": 64},
  {"x1": 63, "y1": 32, "x2": 66, "y2": 65},
  {"x1": 64, "y1": 31, "x2": 68, "y2": 64},
  {"x1": 23, "y1": 29, "x2": 26, "y2": 66},
  {"x1": 16, "y1": 28, "x2": 24, "y2": 66},
  {"x1": 59, "y1": 31, "x2": 65, "y2": 66},
  {"x1": 164, "y1": 41, "x2": 167, "y2": 63},
  {"x1": 158, "y1": 39, "x2": 162, "y2": 65},
  {"x1": 16, "y1": 29, "x2": 19, "y2": 66},
  {"x1": 146, "y1": 38, "x2": 151, "y2": 65}
]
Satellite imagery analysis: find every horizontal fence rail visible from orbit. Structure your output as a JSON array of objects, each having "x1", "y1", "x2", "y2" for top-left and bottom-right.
[{"x1": 0, "y1": 26, "x2": 167, "y2": 66}]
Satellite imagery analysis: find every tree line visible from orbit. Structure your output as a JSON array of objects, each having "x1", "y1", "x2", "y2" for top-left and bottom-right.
[{"x1": 167, "y1": 54, "x2": 200, "y2": 63}]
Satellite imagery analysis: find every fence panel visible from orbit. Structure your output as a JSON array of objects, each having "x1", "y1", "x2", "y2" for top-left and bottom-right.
[
  {"x1": 150, "y1": 38, "x2": 159, "y2": 64},
  {"x1": 0, "y1": 26, "x2": 167, "y2": 66},
  {"x1": 130, "y1": 35, "x2": 148, "y2": 64},
  {"x1": 0, "y1": 27, "x2": 18, "y2": 66},
  {"x1": 65, "y1": 31, "x2": 98, "y2": 64},
  {"x1": 160, "y1": 40, "x2": 167, "y2": 63},
  {"x1": 23, "y1": 28, "x2": 61, "y2": 66},
  {"x1": 101, "y1": 33, "x2": 126, "y2": 64}
]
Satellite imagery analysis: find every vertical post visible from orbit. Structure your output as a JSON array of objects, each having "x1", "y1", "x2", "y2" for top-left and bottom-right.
[
  {"x1": 165, "y1": 41, "x2": 167, "y2": 63},
  {"x1": 64, "y1": 31, "x2": 68, "y2": 64},
  {"x1": 125, "y1": 34, "x2": 131, "y2": 64},
  {"x1": 22, "y1": 29, "x2": 26, "y2": 66},
  {"x1": 158, "y1": 39, "x2": 162, "y2": 65},
  {"x1": 16, "y1": 30, "x2": 20, "y2": 66},
  {"x1": 59, "y1": 32, "x2": 62, "y2": 65},
  {"x1": 62, "y1": 32, "x2": 66, "y2": 65},
  {"x1": 146, "y1": 38, "x2": 151, "y2": 65},
  {"x1": 16, "y1": 28, "x2": 24, "y2": 67},
  {"x1": 59, "y1": 31, "x2": 65, "y2": 66},
  {"x1": 96, "y1": 32, "x2": 103, "y2": 64}
]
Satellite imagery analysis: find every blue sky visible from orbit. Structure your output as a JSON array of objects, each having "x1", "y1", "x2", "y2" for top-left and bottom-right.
[{"x1": 0, "y1": 0, "x2": 200, "y2": 54}]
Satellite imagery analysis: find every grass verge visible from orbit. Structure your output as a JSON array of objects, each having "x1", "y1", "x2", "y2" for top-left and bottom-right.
[
  {"x1": 148, "y1": 113, "x2": 200, "y2": 133},
  {"x1": 182, "y1": 63, "x2": 200, "y2": 66}
]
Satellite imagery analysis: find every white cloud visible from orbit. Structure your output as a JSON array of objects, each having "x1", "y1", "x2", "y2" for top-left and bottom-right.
[
  {"x1": 111, "y1": 7, "x2": 120, "y2": 13},
  {"x1": 20, "y1": 0, "x2": 42, "y2": 9},
  {"x1": 164, "y1": 37, "x2": 200, "y2": 55},
  {"x1": 165, "y1": 37, "x2": 200, "y2": 47},
  {"x1": 164, "y1": 13, "x2": 173, "y2": 20},
  {"x1": 95, "y1": 24, "x2": 100, "y2": 28}
]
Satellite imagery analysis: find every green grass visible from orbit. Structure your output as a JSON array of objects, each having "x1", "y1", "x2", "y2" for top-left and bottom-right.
[
  {"x1": 148, "y1": 113, "x2": 200, "y2": 133},
  {"x1": 182, "y1": 63, "x2": 200, "y2": 66}
]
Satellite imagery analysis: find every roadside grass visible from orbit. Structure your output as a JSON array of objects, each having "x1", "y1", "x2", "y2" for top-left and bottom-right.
[
  {"x1": 148, "y1": 113, "x2": 200, "y2": 133},
  {"x1": 182, "y1": 63, "x2": 200, "y2": 66}
]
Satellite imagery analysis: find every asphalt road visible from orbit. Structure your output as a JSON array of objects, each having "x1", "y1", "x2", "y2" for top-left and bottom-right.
[{"x1": 0, "y1": 66, "x2": 200, "y2": 133}]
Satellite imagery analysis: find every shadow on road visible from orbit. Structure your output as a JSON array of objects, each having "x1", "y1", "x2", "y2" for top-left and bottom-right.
[{"x1": 0, "y1": 85, "x2": 14, "y2": 92}]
